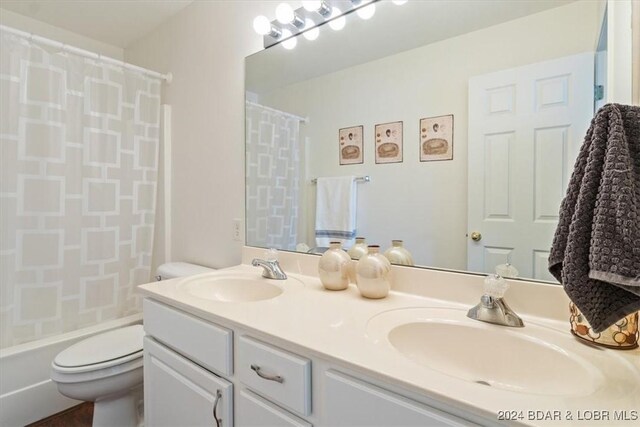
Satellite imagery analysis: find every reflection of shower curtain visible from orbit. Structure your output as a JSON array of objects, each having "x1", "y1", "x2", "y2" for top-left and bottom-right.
[
  {"x1": 245, "y1": 102, "x2": 301, "y2": 250},
  {"x1": 0, "y1": 31, "x2": 161, "y2": 348}
]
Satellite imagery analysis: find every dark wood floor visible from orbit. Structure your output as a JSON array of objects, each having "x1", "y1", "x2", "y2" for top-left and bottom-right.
[{"x1": 27, "y1": 402, "x2": 93, "y2": 427}]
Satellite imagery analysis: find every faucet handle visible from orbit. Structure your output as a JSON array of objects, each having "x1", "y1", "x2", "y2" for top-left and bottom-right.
[
  {"x1": 264, "y1": 248, "x2": 279, "y2": 262},
  {"x1": 483, "y1": 274, "x2": 508, "y2": 298}
]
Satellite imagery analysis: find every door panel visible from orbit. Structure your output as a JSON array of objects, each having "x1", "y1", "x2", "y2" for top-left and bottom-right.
[{"x1": 144, "y1": 337, "x2": 233, "y2": 427}]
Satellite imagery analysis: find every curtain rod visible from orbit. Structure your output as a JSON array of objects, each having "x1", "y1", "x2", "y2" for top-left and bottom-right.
[
  {"x1": 311, "y1": 176, "x2": 370, "y2": 184},
  {"x1": 246, "y1": 100, "x2": 308, "y2": 123},
  {"x1": 0, "y1": 24, "x2": 172, "y2": 83}
]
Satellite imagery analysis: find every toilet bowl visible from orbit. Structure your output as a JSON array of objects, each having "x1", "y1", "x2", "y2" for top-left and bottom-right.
[
  {"x1": 51, "y1": 325, "x2": 145, "y2": 427},
  {"x1": 50, "y1": 263, "x2": 215, "y2": 426}
]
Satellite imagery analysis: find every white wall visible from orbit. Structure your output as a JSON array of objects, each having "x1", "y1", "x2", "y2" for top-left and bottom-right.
[
  {"x1": 261, "y1": 1, "x2": 601, "y2": 270},
  {"x1": 125, "y1": 1, "x2": 295, "y2": 270},
  {"x1": 0, "y1": 8, "x2": 123, "y2": 59}
]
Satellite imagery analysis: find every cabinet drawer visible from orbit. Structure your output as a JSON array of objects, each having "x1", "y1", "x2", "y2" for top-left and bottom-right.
[
  {"x1": 143, "y1": 299, "x2": 233, "y2": 376},
  {"x1": 237, "y1": 389, "x2": 312, "y2": 427},
  {"x1": 238, "y1": 336, "x2": 311, "y2": 416}
]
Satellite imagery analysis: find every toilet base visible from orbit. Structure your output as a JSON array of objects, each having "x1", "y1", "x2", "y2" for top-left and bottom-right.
[{"x1": 93, "y1": 385, "x2": 143, "y2": 427}]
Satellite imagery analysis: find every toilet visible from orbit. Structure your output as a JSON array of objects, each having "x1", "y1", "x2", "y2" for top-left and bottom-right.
[{"x1": 50, "y1": 262, "x2": 215, "y2": 427}]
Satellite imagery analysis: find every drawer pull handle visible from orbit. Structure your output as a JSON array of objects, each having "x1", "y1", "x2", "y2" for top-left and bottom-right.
[
  {"x1": 212, "y1": 389, "x2": 222, "y2": 427},
  {"x1": 251, "y1": 364, "x2": 284, "y2": 383}
]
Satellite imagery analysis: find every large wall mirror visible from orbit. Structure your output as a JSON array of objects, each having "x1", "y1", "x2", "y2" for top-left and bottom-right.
[{"x1": 245, "y1": 0, "x2": 607, "y2": 283}]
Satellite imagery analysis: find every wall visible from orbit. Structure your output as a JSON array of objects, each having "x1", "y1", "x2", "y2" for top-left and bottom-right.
[
  {"x1": 125, "y1": 1, "x2": 295, "y2": 271},
  {"x1": 260, "y1": 1, "x2": 601, "y2": 270},
  {"x1": 0, "y1": 8, "x2": 123, "y2": 59}
]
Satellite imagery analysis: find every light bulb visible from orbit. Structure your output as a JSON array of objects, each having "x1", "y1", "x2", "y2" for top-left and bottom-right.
[
  {"x1": 356, "y1": 3, "x2": 376, "y2": 20},
  {"x1": 328, "y1": 7, "x2": 345, "y2": 31},
  {"x1": 281, "y1": 29, "x2": 297, "y2": 50},
  {"x1": 253, "y1": 15, "x2": 272, "y2": 35},
  {"x1": 276, "y1": 3, "x2": 295, "y2": 24},
  {"x1": 302, "y1": 0, "x2": 322, "y2": 12},
  {"x1": 392, "y1": 0, "x2": 408, "y2": 5},
  {"x1": 303, "y1": 19, "x2": 319, "y2": 41}
]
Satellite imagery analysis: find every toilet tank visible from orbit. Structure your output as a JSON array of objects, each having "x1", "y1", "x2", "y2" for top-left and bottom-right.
[{"x1": 155, "y1": 262, "x2": 215, "y2": 281}]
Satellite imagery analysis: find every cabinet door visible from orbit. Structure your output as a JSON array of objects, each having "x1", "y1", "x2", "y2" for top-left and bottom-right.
[
  {"x1": 144, "y1": 337, "x2": 233, "y2": 427},
  {"x1": 237, "y1": 389, "x2": 312, "y2": 427},
  {"x1": 324, "y1": 370, "x2": 473, "y2": 427}
]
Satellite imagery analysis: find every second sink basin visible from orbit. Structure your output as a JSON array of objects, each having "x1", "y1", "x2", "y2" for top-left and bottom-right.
[
  {"x1": 177, "y1": 272, "x2": 303, "y2": 302},
  {"x1": 366, "y1": 307, "x2": 638, "y2": 397}
]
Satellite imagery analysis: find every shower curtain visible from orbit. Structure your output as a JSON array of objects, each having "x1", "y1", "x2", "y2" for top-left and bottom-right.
[
  {"x1": 0, "y1": 31, "x2": 161, "y2": 348},
  {"x1": 245, "y1": 102, "x2": 301, "y2": 251}
]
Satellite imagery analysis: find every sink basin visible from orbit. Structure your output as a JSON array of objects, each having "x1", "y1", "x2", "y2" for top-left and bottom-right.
[
  {"x1": 177, "y1": 272, "x2": 302, "y2": 302},
  {"x1": 365, "y1": 307, "x2": 627, "y2": 396}
]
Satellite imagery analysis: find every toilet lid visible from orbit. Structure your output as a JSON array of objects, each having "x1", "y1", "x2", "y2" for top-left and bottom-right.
[{"x1": 54, "y1": 325, "x2": 144, "y2": 368}]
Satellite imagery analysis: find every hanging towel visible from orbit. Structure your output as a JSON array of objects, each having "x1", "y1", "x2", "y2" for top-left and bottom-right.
[
  {"x1": 549, "y1": 103, "x2": 640, "y2": 332},
  {"x1": 315, "y1": 176, "x2": 357, "y2": 248}
]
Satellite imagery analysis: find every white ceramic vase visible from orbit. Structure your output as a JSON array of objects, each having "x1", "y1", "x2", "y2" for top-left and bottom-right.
[
  {"x1": 383, "y1": 240, "x2": 414, "y2": 266},
  {"x1": 347, "y1": 237, "x2": 368, "y2": 260},
  {"x1": 356, "y1": 245, "x2": 391, "y2": 299},
  {"x1": 318, "y1": 242, "x2": 351, "y2": 291}
]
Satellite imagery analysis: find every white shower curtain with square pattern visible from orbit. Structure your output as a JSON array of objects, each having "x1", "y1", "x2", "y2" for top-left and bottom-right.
[
  {"x1": 0, "y1": 31, "x2": 161, "y2": 348},
  {"x1": 245, "y1": 102, "x2": 302, "y2": 251}
]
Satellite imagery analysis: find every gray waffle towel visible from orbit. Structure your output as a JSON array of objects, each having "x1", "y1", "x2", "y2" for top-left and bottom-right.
[{"x1": 549, "y1": 103, "x2": 640, "y2": 332}]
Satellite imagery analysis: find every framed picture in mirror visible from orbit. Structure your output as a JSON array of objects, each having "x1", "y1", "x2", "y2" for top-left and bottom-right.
[
  {"x1": 339, "y1": 125, "x2": 364, "y2": 165},
  {"x1": 420, "y1": 115, "x2": 454, "y2": 161},
  {"x1": 375, "y1": 121, "x2": 403, "y2": 164}
]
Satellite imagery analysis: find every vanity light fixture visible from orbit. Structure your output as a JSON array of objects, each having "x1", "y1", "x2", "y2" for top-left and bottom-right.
[
  {"x1": 356, "y1": 2, "x2": 376, "y2": 20},
  {"x1": 302, "y1": 0, "x2": 332, "y2": 17},
  {"x1": 253, "y1": 15, "x2": 282, "y2": 38},
  {"x1": 281, "y1": 29, "x2": 297, "y2": 50},
  {"x1": 392, "y1": 0, "x2": 408, "y2": 5},
  {"x1": 255, "y1": 0, "x2": 383, "y2": 48},
  {"x1": 276, "y1": 3, "x2": 305, "y2": 28},
  {"x1": 328, "y1": 7, "x2": 346, "y2": 31},
  {"x1": 303, "y1": 19, "x2": 320, "y2": 41}
]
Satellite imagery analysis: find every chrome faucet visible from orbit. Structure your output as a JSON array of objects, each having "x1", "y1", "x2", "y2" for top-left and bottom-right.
[
  {"x1": 251, "y1": 258, "x2": 287, "y2": 280},
  {"x1": 467, "y1": 274, "x2": 524, "y2": 327}
]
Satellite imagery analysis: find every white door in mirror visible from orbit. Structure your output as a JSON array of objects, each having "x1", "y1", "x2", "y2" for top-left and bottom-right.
[{"x1": 467, "y1": 52, "x2": 594, "y2": 281}]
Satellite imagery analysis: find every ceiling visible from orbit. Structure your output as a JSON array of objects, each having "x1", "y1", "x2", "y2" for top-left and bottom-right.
[{"x1": 0, "y1": 0, "x2": 193, "y2": 48}]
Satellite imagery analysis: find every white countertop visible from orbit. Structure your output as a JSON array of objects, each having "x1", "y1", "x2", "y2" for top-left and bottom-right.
[{"x1": 138, "y1": 249, "x2": 640, "y2": 426}]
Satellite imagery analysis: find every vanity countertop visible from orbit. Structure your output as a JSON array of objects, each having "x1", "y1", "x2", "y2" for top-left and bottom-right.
[{"x1": 138, "y1": 249, "x2": 640, "y2": 426}]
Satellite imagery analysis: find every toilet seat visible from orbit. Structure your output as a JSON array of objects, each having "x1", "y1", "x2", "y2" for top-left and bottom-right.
[{"x1": 51, "y1": 325, "x2": 144, "y2": 379}]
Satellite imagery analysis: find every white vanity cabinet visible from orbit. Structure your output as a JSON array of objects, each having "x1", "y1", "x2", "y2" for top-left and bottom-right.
[
  {"x1": 324, "y1": 370, "x2": 471, "y2": 427},
  {"x1": 236, "y1": 389, "x2": 311, "y2": 427},
  {"x1": 144, "y1": 337, "x2": 233, "y2": 427},
  {"x1": 143, "y1": 298, "x2": 478, "y2": 427}
]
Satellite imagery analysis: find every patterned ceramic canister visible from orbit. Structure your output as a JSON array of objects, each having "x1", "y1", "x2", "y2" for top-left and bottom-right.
[{"x1": 569, "y1": 302, "x2": 638, "y2": 349}]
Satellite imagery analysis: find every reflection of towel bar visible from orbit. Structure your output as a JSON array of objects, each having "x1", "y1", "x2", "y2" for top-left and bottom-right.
[{"x1": 311, "y1": 176, "x2": 370, "y2": 184}]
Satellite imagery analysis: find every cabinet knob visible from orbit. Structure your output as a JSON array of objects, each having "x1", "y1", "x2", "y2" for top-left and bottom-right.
[{"x1": 470, "y1": 231, "x2": 482, "y2": 242}]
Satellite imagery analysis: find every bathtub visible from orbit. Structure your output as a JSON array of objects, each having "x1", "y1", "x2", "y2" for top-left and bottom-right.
[{"x1": 0, "y1": 314, "x2": 143, "y2": 426}]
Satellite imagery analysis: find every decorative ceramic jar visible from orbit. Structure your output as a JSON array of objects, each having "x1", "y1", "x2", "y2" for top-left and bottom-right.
[
  {"x1": 347, "y1": 237, "x2": 368, "y2": 260},
  {"x1": 569, "y1": 302, "x2": 638, "y2": 349},
  {"x1": 383, "y1": 240, "x2": 414, "y2": 266},
  {"x1": 356, "y1": 245, "x2": 391, "y2": 299},
  {"x1": 318, "y1": 242, "x2": 351, "y2": 291}
]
